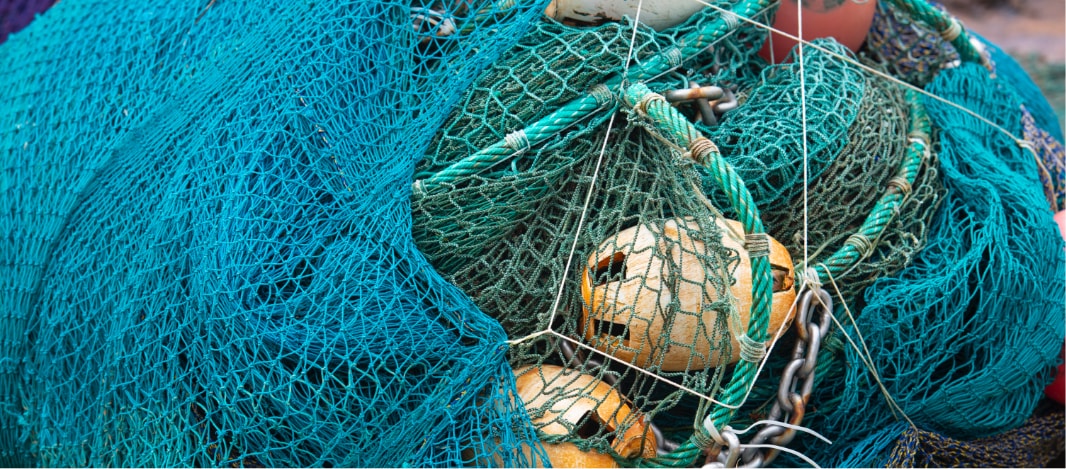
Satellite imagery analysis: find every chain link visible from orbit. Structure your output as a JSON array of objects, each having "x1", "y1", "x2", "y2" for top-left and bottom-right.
[{"x1": 704, "y1": 286, "x2": 833, "y2": 468}]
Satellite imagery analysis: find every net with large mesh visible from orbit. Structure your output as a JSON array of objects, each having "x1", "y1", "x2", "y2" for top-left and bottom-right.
[{"x1": 1, "y1": 0, "x2": 1063, "y2": 467}]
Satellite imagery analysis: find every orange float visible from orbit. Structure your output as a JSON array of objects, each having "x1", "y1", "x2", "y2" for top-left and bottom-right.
[
  {"x1": 758, "y1": 0, "x2": 878, "y2": 63},
  {"x1": 513, "y1": 364, "x2": 657, "y2": 467},
  {"x1": 580, "y1": 217, "x2": 796, "y2": 371}
]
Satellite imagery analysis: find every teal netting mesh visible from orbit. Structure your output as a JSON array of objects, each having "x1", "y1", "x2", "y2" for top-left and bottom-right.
[
  {"x1": 1, "y1": 1, "x2": 553, "y2": 466},
  {"x1": 2, "y1": 0, "x2": 1065, "y2": 468},
  {"x1": 786, "y1": 62, "x2": 1066, "y2": 467}
]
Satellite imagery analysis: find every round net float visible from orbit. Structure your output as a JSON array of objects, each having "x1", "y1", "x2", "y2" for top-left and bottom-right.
[
  {"x1": 544, "y1": 0, "x2": 705, "y2": 30},
  {"x1": 513, "y1": 364, "x2": 657, "y2": 467},
  {"x1": 758, "y1": 0, "x2": 878, "y2": 63},
  {"x1": 580, "y1": 217, "x2": 796, "y2": 372}
]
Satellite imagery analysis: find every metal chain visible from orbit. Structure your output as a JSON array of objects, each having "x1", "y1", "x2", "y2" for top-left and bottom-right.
[{"x1": 704, "y1": 286, "x2": 833, "y2": 468}]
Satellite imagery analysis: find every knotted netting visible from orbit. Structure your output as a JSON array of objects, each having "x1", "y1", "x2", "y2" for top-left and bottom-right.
[
  {"x1": 1, "y1": 0, "x2": 554, "y2": 467},
  {"x1": 2, "y1": 0, "x2": 1065, "y2": 467}
]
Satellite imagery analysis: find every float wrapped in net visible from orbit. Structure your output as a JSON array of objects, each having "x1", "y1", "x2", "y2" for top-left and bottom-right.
[{"x1": 1, "y1": 0, "x2": 1063, "y2": 467}]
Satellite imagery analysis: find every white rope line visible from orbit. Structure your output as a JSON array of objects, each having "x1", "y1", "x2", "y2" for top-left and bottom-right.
[
  {"x1": 690, "y1": 0, "x2": 1030, "y2": 148},
  {"x1": 549, "y1": 330, "x2": 729, "y2": 406},
  {"x1": 818, "y1": 264, "x2": 918, "y2": 430},
  {"x1": 518, "y1": 0, "x2": 643, "y2": 342},
  {"x1": 797, "y1": 0, "x2": 810, "y2": 281},
  {"x1": 730, "y1": 419, "x2": 833, "y2": 444}
]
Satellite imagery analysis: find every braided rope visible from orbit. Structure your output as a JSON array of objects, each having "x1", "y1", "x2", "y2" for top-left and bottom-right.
[
  {"x1": 803, "y1": 89, "x2": 932, "y2": 285},
  {"x1": 622, "y1": 82, "x2": 774, "y2": 467}
]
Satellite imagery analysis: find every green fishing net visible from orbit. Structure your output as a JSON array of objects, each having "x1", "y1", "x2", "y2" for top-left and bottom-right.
[{"x1": 1, "y1": 0, "x2": 1064, "y2": 467}]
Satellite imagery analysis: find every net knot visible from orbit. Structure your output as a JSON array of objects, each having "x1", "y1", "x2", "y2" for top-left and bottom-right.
[
  {"x1": 802, "y1": 267, "x2": 823, "y2": 290},
  {"x1": 721, "y1": 11, "x2": 739, "y2": 30},
  {"x1": 744, "y1": 232, "x2": 770, "y2": 258},
  {"x1": 504, "y1": 129, "x2": 529, "y2": 151},
  {"x1": 663, "y1": 46, "x2": 683, "y2": 68},
  {"x1": 687, "y1": 137, "x2": 718, "y2": 164},
  {"x1": 589, "y1": 84, "x2": 614, "y2": 106},
  {"x1": 844, "y1": 233, "x2": 873, "y2": 257},
  {"x1": 737, "y1": 333, "x2": 767, "y2": 363},
  {"x1": 940, "y1": 18, "x2": 962, "y2": 42},
  {"x1": 695, "y1": 418, "x2": 728, "y2": 449},
  {"x1": 887, "y1": 176, "x2": 912, "y2": 199}
]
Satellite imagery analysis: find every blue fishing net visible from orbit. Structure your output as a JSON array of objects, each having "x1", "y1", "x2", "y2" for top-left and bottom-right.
[
  {"x1": 0, "y1": 0, "x2": 549, "y2": 466},
  {"x1": 2, "y1": 0, "x2": 1065, "y2": 467},
  {"x1": 788, "y1": 61, "x2": 1066, "y2": 468}
]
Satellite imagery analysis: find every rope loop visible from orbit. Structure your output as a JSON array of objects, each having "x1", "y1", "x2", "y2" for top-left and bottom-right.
[
  {"x1": 504, "y1": 129, "x2": 530, "y2": 151},
  {"x1": 721, "y1": 10, "x2": 739, "y2": 31},
  {"x1": 744, "y1": 232, "x2": 770, "y2": 258},
  {"x1": 633, "y1": 92, "x2": 666, "y2": 115},
  {"x1": 663, "y1": 46, "x2": 683, "y2": 68},
  {"x1": 907, "y1": 130, "x2": 930, "y2": 143},
  {"x1": 886, "y1": 176, "x2": 913, "y2": 199},
  {"x1": 692, "y1": 426, "x2": 716, "y2": 450},
  {"x1": 696, "y1": 416, "x2": 728, "y2": 448},
  {"x1": 687, "y1": 137, "x2": 718, "y2": 165},
  {"x1": 737, "y1": 333, "x2": 767, "y2": 363},
  {"x1": 939, "y1": 18, "x2": 962, "y2": 42},
  {"x1": 589, "y1": 83, "x2": 614, "y2": 107},
  {"x1": 844, "y1": 233, "x2": 873, "y2": 257}
]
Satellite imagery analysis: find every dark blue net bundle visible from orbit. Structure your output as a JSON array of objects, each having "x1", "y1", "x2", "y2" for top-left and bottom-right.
[
  {"x1": 0, "y1": 0, "x2": 550, "y2": 466},
  {"x1": 0, "y1": 0, "x2": 54, "y2": 43}
]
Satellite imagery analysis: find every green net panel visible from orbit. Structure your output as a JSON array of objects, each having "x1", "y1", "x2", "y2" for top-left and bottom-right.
[{"x1": 2, "y1": 0, "x2": 1065, "y2": 468}]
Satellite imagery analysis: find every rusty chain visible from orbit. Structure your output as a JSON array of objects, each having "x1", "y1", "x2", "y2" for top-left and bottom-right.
[{"x1": 703, "y1": 286, "x2": 833, "y2": 468}]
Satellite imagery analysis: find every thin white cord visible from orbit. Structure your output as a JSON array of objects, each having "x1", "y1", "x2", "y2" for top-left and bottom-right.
[
  {"x1": 551, "y1": 331, "x2": 729, "y2": 406},
  {"x1": 818, "y1": 264, "x2": 918, "y2": 429},
  {"x1": 730, "y1": 419, "x2": 833, "y2": 444},
  {"x1": 539, "y1": 0, "x2": 648, "y2": 333},
  {"x1": 540, "y1": 110, "x2": 618, "y2": 331},
  {"x1": 797, "y1": 0, "x2": 810, "y2": 277}
]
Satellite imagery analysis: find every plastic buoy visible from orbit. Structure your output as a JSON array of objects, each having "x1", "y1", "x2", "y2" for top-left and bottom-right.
[{"x1": 758, "y1": 0, "x2": 877, "y2": 63}]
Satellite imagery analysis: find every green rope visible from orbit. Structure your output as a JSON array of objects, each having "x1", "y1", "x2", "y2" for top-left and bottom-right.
[
  {"x1": 416, "y1": 0, "x2": 773, "y2": 191},
  {"x1": 621, "y1": 82, "x2": 772, "y2": 467},
  {"x1": 801, "y1": 89, "x2": 932, "y2": 284}
]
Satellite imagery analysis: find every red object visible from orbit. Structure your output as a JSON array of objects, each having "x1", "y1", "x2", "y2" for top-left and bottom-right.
[
  {"x1": 1048, "y1": 357, "x2": 1065, "y2": 404},
  {"x1": 1048, "y1": 211, "x2": 1066, "y2": 404},
  {"x1": 758, "y1": 0, "x2": 877, "y2": 64}
]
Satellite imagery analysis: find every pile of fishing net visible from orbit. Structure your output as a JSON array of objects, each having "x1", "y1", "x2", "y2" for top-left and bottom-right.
[{"x1": 0, "y1": 0, "x2": 1062, "y2": 467}]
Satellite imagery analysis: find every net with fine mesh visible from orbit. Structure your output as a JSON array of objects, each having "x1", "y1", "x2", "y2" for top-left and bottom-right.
[{"x1": 1, "y1": 0, "x2": 1064, "y2": 467}]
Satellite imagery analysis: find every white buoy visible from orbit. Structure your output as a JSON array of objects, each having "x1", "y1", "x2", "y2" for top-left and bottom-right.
[{"x1": 545, "y1": 0, "x2": 707, "y2": 31}]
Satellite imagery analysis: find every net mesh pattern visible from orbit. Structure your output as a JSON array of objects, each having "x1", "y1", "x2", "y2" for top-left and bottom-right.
[
  {"x1": 1, "y1": 1, "x2": 552, "y2": 467},
  {"x1": 760, "y1": 61, "x2": 944, "y2": 306},
  {"x1": 785, "y1": 62, "x2": 1066, "y2": 467},
  {"x1": 1, "y1": 0, "x2": 1065, "y2": 468}
]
